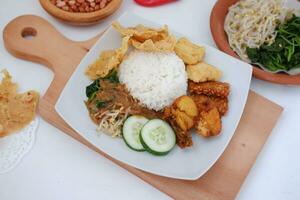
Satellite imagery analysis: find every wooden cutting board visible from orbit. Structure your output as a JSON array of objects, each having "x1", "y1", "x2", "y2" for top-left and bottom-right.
[{"x1": 3, "y1": 15, "x2": 283, "y2": 200}]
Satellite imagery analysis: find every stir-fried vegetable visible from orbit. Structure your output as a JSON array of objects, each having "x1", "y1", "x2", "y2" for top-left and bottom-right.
[
  {"x1": 85, "y1": 69, "x2": 119, "y2": 101},
  {"x1": 95, "y1": 100, "x2": 109, "y2": 108},
  {"x1": 247, "y1": 15, "x2": 300, "y2": 72},
  {"x1": 86, "y1": 79, "x2": 100, "y2": 101},
  {"x1": 104, "y1": 69, "x2": 119, "y2": 83}
]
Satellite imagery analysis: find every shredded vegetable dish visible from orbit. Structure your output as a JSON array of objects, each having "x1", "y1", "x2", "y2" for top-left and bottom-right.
[
  {"x1": 225, "y1": 0, "x2": 291, "y2": 62},
  {"x1": 224, "y1": 0, "x2": 300, "y2": 74}
]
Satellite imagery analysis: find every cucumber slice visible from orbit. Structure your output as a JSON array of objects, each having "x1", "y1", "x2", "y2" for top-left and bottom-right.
[
  {"x1": 123, "y1": 115, "x2": 149, "y2": 151},
  {"x1": 140, "y1": 119, "x2": 176, "y2": 156}
]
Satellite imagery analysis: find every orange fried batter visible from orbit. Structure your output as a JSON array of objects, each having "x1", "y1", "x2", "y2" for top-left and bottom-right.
[
  {"x1": 195, "y1": 107, "x2": 222, "y2": 137},
  {"x1": 163, "y1": 95, "x2": 198, "y2": 148},
  {"x1": 191, "y1": 94, "x2": 228, "y2": 116},
  {"x1": 188, "y1": 81, "x2": 230, "y2": 98}
]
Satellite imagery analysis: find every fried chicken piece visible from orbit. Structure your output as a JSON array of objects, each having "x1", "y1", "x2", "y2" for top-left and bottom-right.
[
  {"x1": 172, "y1": 96, "x2": 198, "y2": 131},
  {"x1": 191, "y1": 94, "x2": 228, "y2": 116},
  {"x1": 195, "y1": 107, "x2": 222, "y2": 137},
  {"x1": 163, "y1": 96, "x2": 198, "y2": 148},
  {"x1": 167, "y1": 96, "x2": 198, "y2": 132},
  {"x1": 172, "y1": 109, "x2": 195, "y2": 132},
  {"x1": 188, "y1": 81, "x2": 230, "y2": 98},
  {"x1": 168, "y1": 118, "x2": 193, "y2": 148}
]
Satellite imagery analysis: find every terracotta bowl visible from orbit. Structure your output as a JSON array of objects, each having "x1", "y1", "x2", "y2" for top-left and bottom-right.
[
  {"x1": 39, "y1": 0, "x2": 122, "y2": 25},
  {"x1": 210, "y1": 0, "x2": 300, "y2": 85}
]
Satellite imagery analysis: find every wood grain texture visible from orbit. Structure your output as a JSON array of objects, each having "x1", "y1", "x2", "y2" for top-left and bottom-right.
[{"x1": 3, "y1": 15, "x2": 283, "y2": 200}]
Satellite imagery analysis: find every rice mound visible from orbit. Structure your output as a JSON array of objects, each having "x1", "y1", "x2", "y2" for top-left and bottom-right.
[{"x1": 119, "y1": 50, "x2": 187, "y2": 111}]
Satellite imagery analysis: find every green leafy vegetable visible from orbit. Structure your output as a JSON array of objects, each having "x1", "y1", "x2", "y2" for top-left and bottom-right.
[
  {"x1": 85, "y1": 69, "x2": 119, "y2": 102},
  {"x1": 246, "y1": 48, "x2": 260, "y2": 63},
  {"x1": 246, "y1": 15, "x2": 300, "y2": 72},
  {"x1": 103, "y1": 69, "x2": 119, "y2": 83},
  {"x1": 95, "y1": 100, "x2": 109, "y2": 108},
  {"x1": 86, "y1": 79, "x2": 100, "y2": 101}
]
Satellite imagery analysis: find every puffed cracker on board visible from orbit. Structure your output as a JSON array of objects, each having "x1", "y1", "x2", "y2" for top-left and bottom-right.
[{"x1": 0, "y1": 70, "x2": 39, "y2": 137}]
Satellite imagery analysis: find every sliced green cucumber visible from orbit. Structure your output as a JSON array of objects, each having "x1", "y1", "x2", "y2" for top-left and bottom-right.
[
  {"x1": 140, "y1": 119, "x2": 176, "y2": 156},
  {"x1": 123, "y1": 115, "x2": 149, "y2": 151}
]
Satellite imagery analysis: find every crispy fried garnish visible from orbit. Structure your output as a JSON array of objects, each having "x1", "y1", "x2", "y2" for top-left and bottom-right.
[
  {"x1": 187, "y1": 62, "x2": 222, "y2": 83},
  {"x1": 188, "y1": 81, "x2": 230, "y2": 98},
  {"x1": 112, "y1": 21, "x2": 176, "y2": 52},
  {"x1": 174, "y1": 37, "x2": 205, "y2": 64},
  {"x1": 85, "y1": 36, "x2": 130, "y2": 80},
  {"x1": 191, "y1": 94, "x2": 228, "y2": 116},
  {"x1": 131, "y1": 35, "x2": 177, "y2": 52},
  {"x1": 116, "y1": 36, "x2": 130, "y2": 58},
  {"x1": 195, "y1": 107, "x2": 222, "y2": 137},
  {"x1": 0, "y1": 69, "x2": 17, "y2": 98},
  {"x1": 85, "y1": 50, "x2": 119, "y2": 80},
  {"x1": 112, "y1": 21, "x2": 169, "y2": 42},
  {"x1": 0, "y1": 70, "x2": 39, "y2": 137}
]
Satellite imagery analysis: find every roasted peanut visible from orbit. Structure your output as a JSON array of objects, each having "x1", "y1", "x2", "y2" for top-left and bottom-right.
[{"x1": 51, "y1": 0, "x2": 110, "y2": 13}]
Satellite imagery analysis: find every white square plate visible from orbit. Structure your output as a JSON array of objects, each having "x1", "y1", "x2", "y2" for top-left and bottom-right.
[{"x1": 55, "y1": 13, "x2": 252, "y2": 180}]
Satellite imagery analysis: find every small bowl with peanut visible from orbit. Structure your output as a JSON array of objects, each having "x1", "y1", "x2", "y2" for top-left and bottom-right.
[{"x1": 39, "y1": 0, "x2": 122, "y2": 25}]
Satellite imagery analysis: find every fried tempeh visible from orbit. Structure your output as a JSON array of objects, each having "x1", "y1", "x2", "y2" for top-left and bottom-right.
[
  {"x1": 188, "y1": 80, "x2": 230, "y2": 98},
  {"x1": 191, "y1": 94, "x2": 228, "y2": 116}
]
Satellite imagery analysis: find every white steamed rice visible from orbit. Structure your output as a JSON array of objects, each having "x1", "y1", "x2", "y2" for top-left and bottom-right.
[{"x1": 118, "y1": 50, "x2": 187, "y2": 111}]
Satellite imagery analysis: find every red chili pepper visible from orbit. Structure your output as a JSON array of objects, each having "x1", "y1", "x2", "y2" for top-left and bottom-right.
[{"x1": 134, "y1": 0, "x2": 176, "y2": 7}]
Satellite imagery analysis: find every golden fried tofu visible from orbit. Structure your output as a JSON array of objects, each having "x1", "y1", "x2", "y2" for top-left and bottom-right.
[
  {"x1": 174, "y1": 37, "x2": 205, "y2": 64},
  {"x1": 187, "y1": 62, "x2": 222, "y2": 83},
  {"x1": 188, "y1": 81, "x2": 230, "y2": 98},
  {"x1": 195, "y1": 107, "x2": 222, "y2": 137}
]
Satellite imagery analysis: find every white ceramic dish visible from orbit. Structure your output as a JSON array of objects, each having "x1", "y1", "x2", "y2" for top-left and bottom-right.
[{"x1": 55, "y1": 13, "x2": 252, "y2": 180}]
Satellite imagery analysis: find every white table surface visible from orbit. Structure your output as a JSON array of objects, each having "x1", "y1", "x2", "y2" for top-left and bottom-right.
[{"x1": 0, "y1": 0, "x2": 300, "y2": 199}]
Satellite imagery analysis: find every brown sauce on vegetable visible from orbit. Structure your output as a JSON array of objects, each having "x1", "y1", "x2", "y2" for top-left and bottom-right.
[{"x1": 86, "y1": 80, "x2": 160, "y2": 124}]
